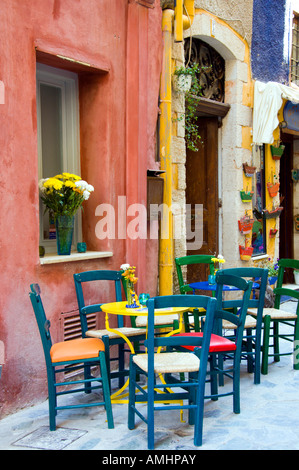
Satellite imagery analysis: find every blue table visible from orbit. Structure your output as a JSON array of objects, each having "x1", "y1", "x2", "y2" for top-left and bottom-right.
[
  {"x1": 189, "y1": 280, "x2": 259, "y2": 296},
  {"x1": 189, "y1": 281, "x2": 238, "y2": 294}
]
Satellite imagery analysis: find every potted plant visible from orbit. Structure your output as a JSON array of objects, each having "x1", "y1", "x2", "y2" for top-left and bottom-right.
[
  {"x1": 270, "y1": 143, "x2": 285, "y2": 160},
  {"x1": 39, "y1": 173, "x2": 94, "y2": 255},
  {"x1": 256, "y1": 257, "x2": 279, "y2": 286},
  {"x1": 238, "y1": 213, "x2": 254, "y2": 234},
  {"x1": 173, "y1": 66, "x2": 193, "y2": 92},
  {"x1": 243, "y1": 163, "x2": 256, "y2": 178},
  {"x1": 173, "y1": 63, "x2": 206, "y2": 152}
]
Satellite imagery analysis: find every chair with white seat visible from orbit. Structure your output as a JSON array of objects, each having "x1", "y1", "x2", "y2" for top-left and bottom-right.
[
  {"x1": 214, "y1": 267, "x2": 268, "y2": 384},
  {"x1": 128, "y1": 294, "x2": 217, "y2": 449},
  {"x1": 74, "y1": 270, "x2": 146, "y2": 389},
  {"x1": 247, "y1": 259, "x2": 299, "y2": 375}
]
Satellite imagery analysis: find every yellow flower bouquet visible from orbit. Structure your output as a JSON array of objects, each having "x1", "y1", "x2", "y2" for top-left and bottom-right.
[
  {"x1": 39, "y1": 173, "x2": 94, "y2": 255},
  {"x1": 120, "y1": 264, "x2": 139, "y2": 308},
  {"x1": 39, "y1": 172, "x2": 94, "y2": 218}
]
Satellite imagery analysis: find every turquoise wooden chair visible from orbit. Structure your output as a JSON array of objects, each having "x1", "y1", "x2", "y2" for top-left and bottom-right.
[
  {"x1": 174, "y1": 272, "x2": 253, "y2": 414},
  {"x1": 175, "y1": 254, "x2": 215, "y2": 331},
  {"x1": 29, "y1": 284, "x2": 114, "y2": 431},
  {"x1": 248, "y1": 259, "x2": 299, "y2": 374},
  {"x1": 128, "y1": 294, "x2": 217, "y2": 449},
  {"x1": 73, "y1": 270, "x2": 146, "y2": 390},
  {"x1": 213, "y1": 267, "x2": 268, "y2": 385}
]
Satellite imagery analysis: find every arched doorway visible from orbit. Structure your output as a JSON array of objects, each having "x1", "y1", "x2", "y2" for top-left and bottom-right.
[{"x1": 184, "y1": 38, "x2": 229, "y2": 284}]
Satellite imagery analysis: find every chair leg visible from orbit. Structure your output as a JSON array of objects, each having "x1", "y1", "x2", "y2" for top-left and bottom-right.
[
  {"x1": 84, "y1": 365, "x2": 92, "y2": 394},
  {"x1": 147, "y1": 368, "x2": 155, "y2": 450},
  {"x1": 118, "y1": 343, "x2": 125, "y2": 388},
  {"x1": 245, "y1": 328, "x2": 254, "y2": 373},
  {"x1": 273, "y1": 321, "x2": 280, "y2": 362},
  {"x1": 261, "y1": 316, "x2": 271, "y2": 375},
  {"x1": 293, "y1": 319, "x2": 299, "y2": 370},
  {"x1": 102, "y1": 335, "x2": 112, "y2": 389},
  {"x1": 128, "y1": 356, "x2": 136, "y2": 430},
  {"x1": 193, "y1": 370, "x2": 206, "y2": 447},
  {"x1": 233, "y1": 353, "x2": 240, "y2": 414},
  {"x1": 254, "y1": 325, "x2": 262, "y2": 385},
  {"x1": 48, "y1": 368, "x2": 57, "y2": 431},
  {"x1": 99, "y1": 351, "x2": 114, "y2": 429},
  {"x1": 209, "y1": 354, "x2": 219, "y2": 401}
]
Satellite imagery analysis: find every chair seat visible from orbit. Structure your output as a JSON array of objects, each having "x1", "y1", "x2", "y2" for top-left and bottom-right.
[
  {"x1": 86, "y1": 327, "x2": 145, "y2": 340},
  {"x1": 133, "y1": 352, "x2": 200, "y2": 374},
  {"x1": 135, "y1": 314, "x2": 178, "y2": 328},
  {"x1": 174, "y1": 332, "x2": 237, "y2": 352},
  {"x1": 50, "y1": 337, "x2": 105, "y2": 363},
  {"x1": 248, "y1": 307, "x2": 298, "y2": 320},
  {"x1": 222, "y1": 315, "x2": 257, "y2": 330}
]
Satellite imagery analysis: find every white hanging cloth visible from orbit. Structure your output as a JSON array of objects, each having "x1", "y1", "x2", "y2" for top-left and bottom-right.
[{"x1": 252, "y1": 80, "x2": 299, "y2": 145}]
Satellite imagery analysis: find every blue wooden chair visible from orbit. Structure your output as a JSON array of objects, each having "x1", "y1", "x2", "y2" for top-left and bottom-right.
[
  {"x1": 174, "y1": 272, "x2": 253, "y2": 414},
  {"x1": 29, "y1": 284, "x2": 114, "y2": 431},
  {"x1": 128, "y1": 294, "x2": 217, "y2": 449},
  {"x1": 247, "y1": 259, "x2": 299, "y2": 374},
  {"x1": 73, "y1": 270, "x2": 146, "y2": 389},
  {"x1": 175, "y1": 255, "x2": 215, "y2": 331},
  {"x1": 213, "y1": 267, "x2": 268, "y2": 385}
]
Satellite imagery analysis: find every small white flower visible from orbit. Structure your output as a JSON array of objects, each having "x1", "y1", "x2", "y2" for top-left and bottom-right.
[
  {"x1": 83, "y1": 190, "x2": 90, "y2": 200},
  {"x1": 120, "y1": 263, "x2": 130, "y2": 271},
  {"x1": 86, "y1": 184, "x2": 94, "y2": 192}
]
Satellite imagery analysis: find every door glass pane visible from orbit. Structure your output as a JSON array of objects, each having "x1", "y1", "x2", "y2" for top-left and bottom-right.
[{"x1": 40, "y1": 83, "x2": 63, "y2": 241}]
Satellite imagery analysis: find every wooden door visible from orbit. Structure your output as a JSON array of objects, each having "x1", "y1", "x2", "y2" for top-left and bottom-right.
[{"x1": 186, "y1": 117, "x2": 219, "y2": 284}]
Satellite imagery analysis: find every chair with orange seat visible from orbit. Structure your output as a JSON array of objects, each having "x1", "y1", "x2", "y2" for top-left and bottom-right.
[{"x1": 29, "y1": 284, "x2": 114, "y2": 431}]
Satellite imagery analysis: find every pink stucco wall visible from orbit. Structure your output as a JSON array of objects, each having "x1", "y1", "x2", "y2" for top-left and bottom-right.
[{"x1": 0, "y1": 0, "x2": 162, "y2": 417}]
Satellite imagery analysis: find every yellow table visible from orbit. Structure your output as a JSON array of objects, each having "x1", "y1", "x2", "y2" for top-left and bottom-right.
[{"x1": 100, "y1": 301, "x2": 189, "y2": 403}]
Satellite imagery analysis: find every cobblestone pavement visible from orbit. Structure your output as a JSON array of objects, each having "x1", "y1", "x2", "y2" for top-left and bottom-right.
[{"x1": 1, "y1": 299, "x2": 299, "y2": 451}]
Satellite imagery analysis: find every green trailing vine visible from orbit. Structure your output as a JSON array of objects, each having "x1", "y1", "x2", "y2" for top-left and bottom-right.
[{"x1": 173, "y1": 63, "x2": 207, "y2": 152}]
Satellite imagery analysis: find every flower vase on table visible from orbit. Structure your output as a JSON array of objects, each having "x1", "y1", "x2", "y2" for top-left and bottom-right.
[{"x1": 121, "y1": 264, "x2": 139, "y2": 309}]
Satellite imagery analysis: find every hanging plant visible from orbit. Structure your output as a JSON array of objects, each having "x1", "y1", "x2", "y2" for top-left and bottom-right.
[
  {"x1": 243, "y1": 163, "x2": 256, "y2": 178},
  {"x1": 270, "y1": 144, "x2": 285, "y2": 160},
  {"x1": 173, "y1": 63, "x2": 208, "y2": 152}
]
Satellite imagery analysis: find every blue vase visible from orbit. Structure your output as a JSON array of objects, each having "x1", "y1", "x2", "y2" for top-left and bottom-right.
[{"x1": 55, "y1": 215, "x2": 74, "y2": 255}]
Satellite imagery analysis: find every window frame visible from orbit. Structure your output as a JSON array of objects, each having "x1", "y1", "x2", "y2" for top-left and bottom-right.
[{"x1": 36, "y1": 63, "x2": 81, "y2": 253}]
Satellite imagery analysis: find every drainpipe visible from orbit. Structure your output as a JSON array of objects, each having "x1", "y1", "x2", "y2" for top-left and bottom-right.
[
  {"x1": 159, "y1": 8, "x2": 174, "y2": 296},
  {"x1": 158, "y1": 1, "x2": 195, "y2": 295}
]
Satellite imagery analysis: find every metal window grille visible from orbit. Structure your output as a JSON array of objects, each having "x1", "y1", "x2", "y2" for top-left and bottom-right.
[{"x1": 291, "y1": 15, "x2": 299, "y2": 84}]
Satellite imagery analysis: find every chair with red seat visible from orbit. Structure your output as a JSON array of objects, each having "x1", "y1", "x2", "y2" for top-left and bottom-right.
[
  {"x1": 29, "y1": 283, "x2": 114, "y2": 431},
  {"x1": 173, "y1": 272, "x2": 252, "y2": 414}
]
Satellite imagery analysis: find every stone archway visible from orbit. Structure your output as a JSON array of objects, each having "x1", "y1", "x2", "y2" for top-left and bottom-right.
[{"x1": 172, "y1": 9, "x2": 253, "y2": 282}]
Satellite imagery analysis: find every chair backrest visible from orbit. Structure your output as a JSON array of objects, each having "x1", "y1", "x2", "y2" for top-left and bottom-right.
[
  {"x1": 217, "y1": 266, "x2": 268, "y2": 316},
  {"x1": 29, "y1": 284, "x2": 53, "y2": 370},
  {"x1": 145, "y1": 295, "x2": 217, "y2": 379},
  {"x1": 214, "y1": 272, "x2": 253, "y2": 352},
  {"x1": 274, "y1": 259, "x2": 299, "y2": 312},
  {"x1": 73, "y1": 270, "x2": 123, "y2": 336},
  {"x1": 175, "y1": 255, "x2": 215, "y2": 294}
]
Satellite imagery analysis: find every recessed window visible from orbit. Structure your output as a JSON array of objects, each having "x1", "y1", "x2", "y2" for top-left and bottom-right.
[
  {"x1": 291, "y1": 14, "x2": 299, "y2": 84},
  {"x1": 36, "y1": 63, "x2": 81, "y2": 253}
]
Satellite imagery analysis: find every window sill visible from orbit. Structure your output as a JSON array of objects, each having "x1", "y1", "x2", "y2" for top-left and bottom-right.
[
  {"x1": 252, "y1": 254, "x2": 269, "y2": 261},
  {"x1": 39, "y1": 250, "x2": 113, "y2": 265}
]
